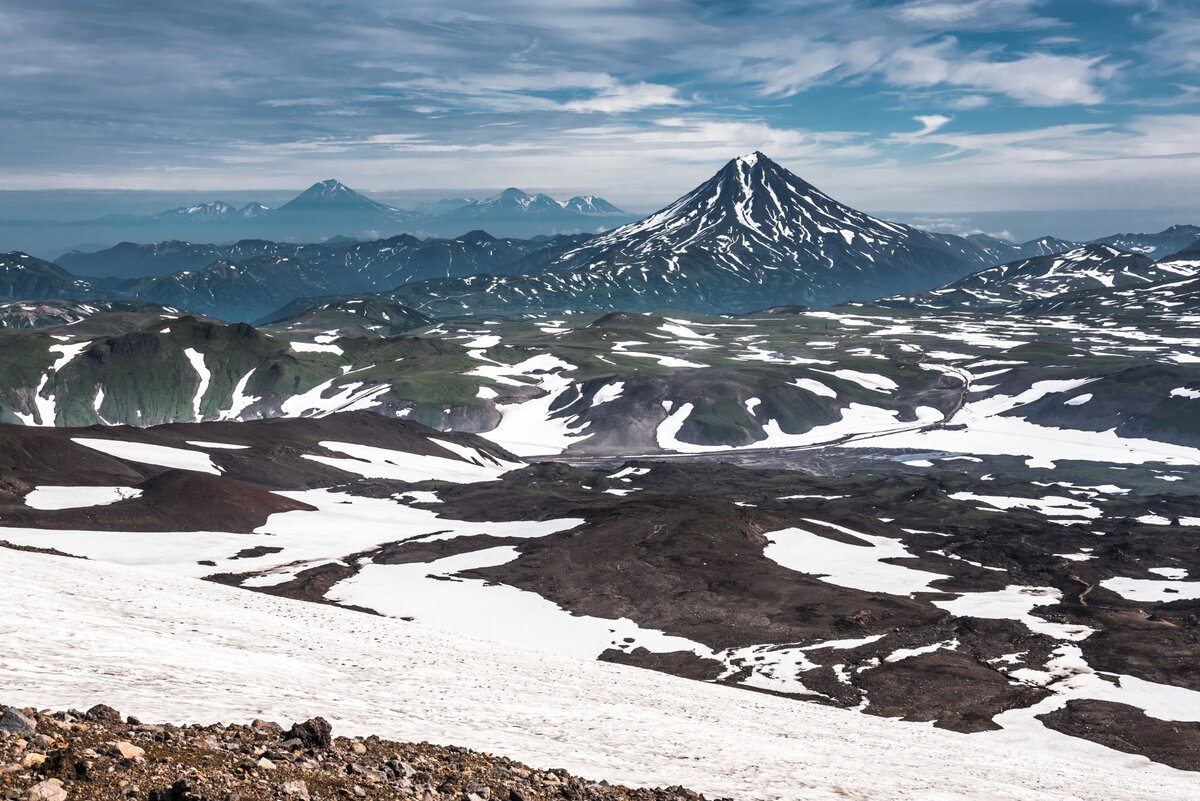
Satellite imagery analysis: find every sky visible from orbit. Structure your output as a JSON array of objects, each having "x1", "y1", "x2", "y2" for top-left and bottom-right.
[{"x1": 2, "y1": 0, "x2": 1199, "y2": 225}]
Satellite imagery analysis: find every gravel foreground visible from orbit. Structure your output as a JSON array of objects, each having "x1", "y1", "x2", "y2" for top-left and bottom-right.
[{"x1": 0, "y1": 705, "x2": 727, "y2": 801}]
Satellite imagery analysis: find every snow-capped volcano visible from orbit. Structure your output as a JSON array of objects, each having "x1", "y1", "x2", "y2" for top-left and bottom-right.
[
  {"x1": 559, "y1": 152, "x2": 987, "y2": 271},
  {"x1": 274, "y1": 179, "x2": 403, "y2": 217},
  {"x1": 391, "y1": 151, "x2": 992, "y2": 313},
  {"x1": 368, "y1": 153, "x2": 1005, "y2": 316}
]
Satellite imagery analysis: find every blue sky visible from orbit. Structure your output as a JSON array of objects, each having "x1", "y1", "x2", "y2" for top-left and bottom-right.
[{"x1": 2, "y1": 0, "x2": 1199, "y2": 224}]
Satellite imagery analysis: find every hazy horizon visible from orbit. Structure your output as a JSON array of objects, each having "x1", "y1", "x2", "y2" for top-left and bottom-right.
[{"x1": 1, "y1": 181, "x2": 1196, "y2": 260}]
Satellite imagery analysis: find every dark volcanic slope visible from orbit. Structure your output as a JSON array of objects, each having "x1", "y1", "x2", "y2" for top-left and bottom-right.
[
  {"x1": 0, "y1": 410, "x2": 518, "y2": 489},
  {"x1": 0, "y1": 470, "x2": 315, "y2": 533},
  {"x1": 384, "y1": 152, "x2": 992, "y2": 317}
]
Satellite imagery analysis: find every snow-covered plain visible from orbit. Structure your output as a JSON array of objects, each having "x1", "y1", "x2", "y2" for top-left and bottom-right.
[
  {"x1": 4, "y1": 546, "x2": 1195, "y2": 801},
  {"x1": 327, "y1": 546, "x2": 711, "y2": 660}
]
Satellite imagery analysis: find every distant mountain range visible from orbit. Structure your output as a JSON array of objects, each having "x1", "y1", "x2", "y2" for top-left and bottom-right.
[
  {"x1": 964, "y1": 234, "x2": 1085, "y2": 264},
  {"x1": 38, "y1": 231, "x2": 589, "y2": 321},
  {"x1": 0, "y1": 181, "x2": 633, "y2": 257},
  {"x1": 0, "y1": 152, "x2": 1198, "y2": 323},
  {"x1": 370, "y1": 153, "x2": 1199, "y2": 318},
  {"x1": 153, "y1": 200, "x2": 272, "y2": 223}
]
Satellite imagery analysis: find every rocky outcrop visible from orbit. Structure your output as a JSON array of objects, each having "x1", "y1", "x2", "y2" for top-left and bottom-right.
[{"x1": 0, "y1": 705, "x2": 727, "y2": 801}]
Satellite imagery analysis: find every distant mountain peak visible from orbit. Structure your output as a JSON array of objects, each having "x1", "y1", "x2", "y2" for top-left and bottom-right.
[
  {"x1": 154, "y1": 201, "x2": 239, "y2": 222},
  {"x1": 460, "y1": 229, "x2": 497, "y2": 244},
  {"x1": 446, "y1": 187, "x2": 598, "y2": 219},
  {"x1": 564, "y1": 195, "x2": 624, "y2": 215},
  {"x1": 276, "y1": 179, "x2": 399, "y2": 217},
  {"x1": 308, "y1": 178, "x2": 356, "y2": 195},
  {"x1": 298, "y1": 179, "x2": 363, "y2": 200}
]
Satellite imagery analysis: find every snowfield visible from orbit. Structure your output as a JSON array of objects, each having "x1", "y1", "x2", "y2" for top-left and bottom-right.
[{"x1": 3, "y1": 546, "x2": 1196, "y2": 801}]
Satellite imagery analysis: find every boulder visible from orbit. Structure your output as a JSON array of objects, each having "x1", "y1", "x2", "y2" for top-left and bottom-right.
[
  {"x1": 0, "y1": 708, "x2": 36, "y2": 738},
  {"x1": 282, "y1": 717, "x2": 332, "y2": 749},
  {"x1": 85, "y1": 704, "x2": 122, "y2": 722},
  {"x1": 250, "y1": 719, "x2": 283, "y2": 737},
  {"x1": 113, "y1": 741, "x2": 146, "y2": 759},
  {"x1": 26, "y1": 779, "x2": 67, "y2": 801}
]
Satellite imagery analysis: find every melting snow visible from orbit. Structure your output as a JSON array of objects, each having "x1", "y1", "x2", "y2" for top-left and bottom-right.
[
  {"x1": 949, "y1": 492, "x2": 1101, "y2": 521},
  {"x1": 933, "y1": 586, "x2": 1093, "y2": 641},
  {"x1": 182, "y1": 348, "x2": 210, "y2": 421},
  {"x1": 218, "y1": 369, "x2": 260, "y2": 421},
  {"x1": 763, "y1": 520, "x2": 948, "y2": 596},
  {"x1": 69, "y1": 438, "x2": 219, "y2": 475},
  {"x1": 303, "y1": 441, "x2": 522, "y2": 484},
  {"x1": 791, "y1": 378, "x2": 837, "y2": 398},
  {"x1": 813, "y1": 369, "x2": 898, "y2": 393},
  {"x1": 290, "y1": 340, "x2": 344, "y2": 355},
  {"x1": 24, "y1": 486, "x2": 141, "y2": 511},
  {"x1": 1100, "y1": 577, "x2": 1200, "y2": 603},
  {"x1": 185, "y1": 441, "x2": 250, "y2": 450},
  {"x1": 328, "y1": 547, "x2": 705, "y2": 661},
  {"x1": 591, "y1": 381, "x2": 625, "y2": 406}
]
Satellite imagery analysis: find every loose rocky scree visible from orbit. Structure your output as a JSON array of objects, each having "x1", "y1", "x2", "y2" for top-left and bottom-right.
[{"x1": 0, "y1": 705, "x2": 725, "y2": 801}]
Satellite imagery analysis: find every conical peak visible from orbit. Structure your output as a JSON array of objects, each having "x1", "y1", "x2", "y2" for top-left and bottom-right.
[
  {"x1": 278, "y1": 179, "x2": 396, "y2": 214},
  {"x1": 733, "y1": 151, "x2": 768, "y2": 167},
  {"x1": 703, "y1": 151, "x2": 820, "y2": 206},
  {"x1": 292, "y1": 179, "x2": 359, "y2": 201},
  {"x1": 715, "y1": 152, "x2": 808, "y2": 187}
]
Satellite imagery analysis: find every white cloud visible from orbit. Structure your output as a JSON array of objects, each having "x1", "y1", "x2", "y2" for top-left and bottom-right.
[
  {"x1": 383, "y1": 71, "x2": 685, "y2": 115},
  {"x1": 948, "y1": 94, "x2": 991, "y2": 109},
  {"x1": 892, "y1": 0, "x2": 1061, "y2": 30},
  {"x1": 885, "y1": 40, "x2": 1113, "y2": 105},
  {"x1": 913, "y1": 114, "x2": 952, "y2": 135},
  {"x1": 1138, "y1": 10, "x2": 1200, "y2": 72},
  {"x1": 560, "y1": 82, "x2": 686, "y2": 113}
]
